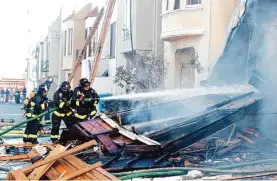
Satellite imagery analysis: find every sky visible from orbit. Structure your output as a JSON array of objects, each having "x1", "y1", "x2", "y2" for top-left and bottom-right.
[{"x1": 0, "y1": 0, "x2": 104, "y2": 79}]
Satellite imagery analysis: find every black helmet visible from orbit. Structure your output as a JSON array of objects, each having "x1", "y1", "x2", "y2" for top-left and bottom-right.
[
  {"x1": 38, "y1": 84, "x2": 48, "y2": 93},
  {"x1": 79, "y1": 78, "x2": 90, "y2": 87},
  {"x1": 60, "y1": 81, "x2": 71, "y2": 91}
]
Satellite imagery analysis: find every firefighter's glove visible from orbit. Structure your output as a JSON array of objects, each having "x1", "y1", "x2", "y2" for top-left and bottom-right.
[
  {"x1": 77, "y1": 91, "x2": 85, "y2": 101},
  {"x1": 41, "y1": 102, "x2": 48, "y2": 110}
]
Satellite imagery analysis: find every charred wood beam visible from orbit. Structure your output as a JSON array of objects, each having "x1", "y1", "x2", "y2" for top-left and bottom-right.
[
  {"x1": 162, "y1": 99, "x2": 261, "y2": 155},
  {"x1": 102, "y1": 153, "x2": 122, "y2": 168},
  {"x1": 123, "y1": 145, "x2": 161, "y2": 154},
  {"x1": 123, "y1": 154, "x2": 142, "y2": 169},
  {"x1": 207, "y1": 91, "x2": 254, "y2": 110},
  {"x1": 148, "y1": 110, "x2": 229, "y2": 143}
]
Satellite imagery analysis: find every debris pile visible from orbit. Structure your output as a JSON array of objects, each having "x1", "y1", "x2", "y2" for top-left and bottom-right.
[{"x1": 5, "y1": 141, "x2": 118, "y2": 180}]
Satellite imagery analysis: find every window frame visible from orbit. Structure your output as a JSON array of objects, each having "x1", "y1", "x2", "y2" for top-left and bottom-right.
[
  {"x1": 88, "y1": 27, "x2": 93, "y2": 57},
  {"x1": 68, "y1": 28, "x2": 73, "y2": 55},
  {"x1": 122, "y1": 0, "x2": 131, "y2": 40},
  {"x1": 186, "y1": 0, "x2": 202, "y2": 7},
  {"x1": 166, "y1": 0, "x2": 169, "y2": 11},
  {"x1": 110, "y1": 22, "x2": 116, "y2": 59},
  {"x1": 84, "y1": 28, "x2": 88, "y2": 59},
  {"x1": 63, "y1": 30, "x2": 67, "y2": 56}
]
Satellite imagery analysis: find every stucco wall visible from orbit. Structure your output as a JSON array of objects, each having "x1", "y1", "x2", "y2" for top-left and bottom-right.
[
  {"x1": 209, "y1": 0, "x2": 238, "y2": 65},
  {"x1": 163, "y1": 0, "x2": 237, "y2": 89}
]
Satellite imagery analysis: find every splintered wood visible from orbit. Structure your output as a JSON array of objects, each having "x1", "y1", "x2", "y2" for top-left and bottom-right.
[{"x1": 6, "y1": 140, "x2": 119, "y2": 181}]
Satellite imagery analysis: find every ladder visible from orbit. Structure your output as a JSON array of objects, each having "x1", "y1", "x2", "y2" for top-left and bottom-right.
[
  {"x1": 89, "y1": 0, "x2": 117, "y2": 83},
  {"x1": 67, "y1": 8, "x2": 105, "y2": 83}
]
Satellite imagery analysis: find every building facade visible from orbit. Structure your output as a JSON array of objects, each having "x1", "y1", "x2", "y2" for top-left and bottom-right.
[
  {"x1": 82, "y1": 0, "x2": 163, "y2": 95},
  {"x1": 46, "y1": 12, "x2": 62, "y2": 96},
  {"x1": 162, "y1": 0, "x2": 238, "y2": 89},
  {"x1": 114, "y1": 0, "x2": 163, "y2": 94},
  {"x1": 82, "y1": 3, "x2": 117, "y2": 94},
  {"x1": 61, "y1": 3, "x2": 93, "y2": 88},
  {"x1": 25, "y1": 48, "x2": 37, "y2": 91},
  {"x1": 0, "y1": 78, "x2": 26, "y2": 89}
]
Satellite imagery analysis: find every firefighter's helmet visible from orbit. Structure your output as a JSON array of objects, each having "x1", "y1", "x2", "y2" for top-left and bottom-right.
[
  {"x1": 79, "y1": 78, "x2": 90, "y2": 87},
  {"x1": 60, "y1": 81, "x2": 71, "y2": 92}
]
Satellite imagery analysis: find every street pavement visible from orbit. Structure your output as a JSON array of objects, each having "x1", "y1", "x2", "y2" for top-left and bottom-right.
[
  {"x1": 0, "y1": 103, "x2": 25, "y2": 122},
  {"x1": 0, "y1": 103, "x2": 51, "y2": 143}
]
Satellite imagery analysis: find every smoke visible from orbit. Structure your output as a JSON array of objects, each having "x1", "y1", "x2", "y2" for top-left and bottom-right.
[
  {"x1": 208, "y1": 0, "x2": 277, "y2": 141},
  {"x1": 99, "y1": 85, "x2": 254, "y2": 127}
]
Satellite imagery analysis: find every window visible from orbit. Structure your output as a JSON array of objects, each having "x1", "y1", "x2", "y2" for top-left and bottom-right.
[
  {"x1": 166, "y1": 0, "x2": 169, "y2": 10},
  {"x1": 84, "y1": 28, "x2": 88, "y2": 59},
  {"x1": 187, "y1": 0, "x2": 201, "y2": 5},
  {"x1": 68, "y1": 28, "x2": 73, "y2": 55},
  {"x1": 174, "y1": 0, "x2": 180, "y2": 10},
  {"x1": 110, "y1": 22, "x2": 116, "y2": 59},
  {"x1": 63, "y1": 30, "x2": 67, "y2": 56},
  {"x1": 88, "y1": 27, "x2": 92, "y2": 57},
  {"x1": 92, "y1": 29, "x2": 98, "y2": 56},
  {"x1": 122, "y1": 0, "x2": 130, "y2": 40},
  {"x1": 47, "y1": 42, "x2": 50, "y2": 61}
]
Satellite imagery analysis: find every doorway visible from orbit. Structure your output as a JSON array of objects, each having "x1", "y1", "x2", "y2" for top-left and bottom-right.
[{"x1": 175, "y1": 47, "x2": 196, "y2": 88}]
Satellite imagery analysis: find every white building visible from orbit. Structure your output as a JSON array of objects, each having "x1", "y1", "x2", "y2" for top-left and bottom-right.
[
  {"x1": 81, "y1": 0, "x2": 163, "y2": 95},
  {"x1": 82, "y1": 4, "x2": 117, "y2": 94}
]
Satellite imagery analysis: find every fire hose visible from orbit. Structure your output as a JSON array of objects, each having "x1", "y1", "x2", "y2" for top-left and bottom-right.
[{"x1": 115, "y1": 159, "x2": 277, "y2": 180}]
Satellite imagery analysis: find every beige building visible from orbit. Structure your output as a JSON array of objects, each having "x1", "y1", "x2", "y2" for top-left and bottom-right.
[
  {"x1": 61, "y1": 3, "x2": 93, "y2": 87},
  {"x1": 162, "y1": 0, "x2": 238, "y2": 89}
]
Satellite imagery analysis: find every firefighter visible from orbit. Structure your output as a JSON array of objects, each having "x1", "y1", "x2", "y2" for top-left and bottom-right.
[
  {"x1": 23, "y1": 84, "x2": 48, "y2": 144},
  {"x1": 50, "y1": 81, "x2": 73, "y2": 143},
  {"x1": 71, "y1": 78, "x2": 100, "y2": 124}
]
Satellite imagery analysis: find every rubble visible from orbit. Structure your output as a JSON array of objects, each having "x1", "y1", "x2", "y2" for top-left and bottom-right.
[{"x1": 5, "y1": 141, "x2": 119, "y2": 180}]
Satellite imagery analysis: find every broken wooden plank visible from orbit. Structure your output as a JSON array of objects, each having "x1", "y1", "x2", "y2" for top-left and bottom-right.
[
  {"x1": 6, "y1": 172, "x2": 14, "y2": 181},
  {"x1": 0, "y1": 154, "x2": 29, "y2": 161},
  {"x1": 54, "y1": 160, "x2": 90, "y2": 180},
  {"x1": 110, "y1": 135, "x2": 133, "y2": 144},
  {"x1": 97, "y1": 134, "x2": 118, "y2": 154},
  {"x1": 95, "y1": 167, "x2": 119, "y2": 180},
  {"x1": 101, "y1": 114, "x2": 160, "y2": 145},
  {"x1": 11, "y1": 171, "x2": 29, "y2": 180},
  {"x1": 64, "y1": 154, "x2": 118, "y2": 180},
  {"x1": 59, "y1": 162, "x2": 102, "y2": 181},
  {"x1": 216, "y1": 141, "x2": 241, "y2": 156},
  {"x1": 78, "y1": 119, "x2": 114, "y2": 137},
  {"x1": 28, "y1": 144, "x2": 69, "y2": 180},
  {"x1": 0, "y1": 143, "x2": 53, "y2": 148},
  {"x1": 124, "y1": 145, "x2": 161, "y2": 153},
  {"x1": 27, "y1": 149, "x2": 42, "y2": 163},
  {"x1": 237, "y1": 132, "x2": 255, "y2": 144},
  {"x1": 74, "y1": 124, "x2": 91, "y2": 138},
  {"x1": 44, "y1": 167, "x2": 61, "y2": 180},
  {"x1": 18, "y1": 140, "x2": 97, "y2": 174},
  {"x1": 63, "y1": 155, "x2": 99, "y2": 180}
]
